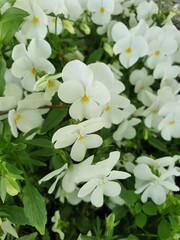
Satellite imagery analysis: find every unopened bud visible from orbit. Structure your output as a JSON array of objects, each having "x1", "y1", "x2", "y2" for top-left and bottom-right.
[
  {"x1": 63, "y1": 19, "x2": 75, "y2": 34},
  {"x1": 104, "y1": 42, "x2": 113, "y2": 57}
]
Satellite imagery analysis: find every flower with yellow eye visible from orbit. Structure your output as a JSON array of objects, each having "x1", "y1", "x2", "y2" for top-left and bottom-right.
[
  {"x1": 112, "y1": 22, "x2": 148, "y2": 68},
  {"x1": 52, "y1": 117, "x2": 105, "y2": 162},
  {"x1": 11, "y1": 39, "x2": 55, "y2": 92},
  {"x1": 58, "y1": 60, "x2": 110, "y2": 121},
  {"x1": 87, "y1": 0, "x2": 115, "y2": 25}
]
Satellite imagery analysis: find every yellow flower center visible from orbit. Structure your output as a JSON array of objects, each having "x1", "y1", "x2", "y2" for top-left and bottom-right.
[
  {"x1": 33, "y1": 16, "x2": 39, "y2": 24},
  {"x1": 169, "y1": 120, "x2": 175, "y2": 125},
  {"x1": 140, "y1": 86, "x2": 145, "y2": 90},
  {"x1": 104, "y1": 105, "x2": 111, "y2": 112},
  {"x1": 79, "y1": 135, "x2": 85, "y2": 140},
  {"x1": 125, "y1": 47, "x2": 132, "y2": 54},
  {"x1": 31, "y1": 67, "x2": 37, "y2": 75},
  {"x1": 15, "y1": 114, "x2": 21, "y2": 122},
  {"x1": 81, "y1": 95, "x2": 89, "y2": 102},
  {"x1": 151, "y1": 108, "x2": 157, "y2": 114},
  {"x1": 145, "y1": 16, "x2": 150, "y2": 21},
  {"x1": 99, "y1": 7, "x2": 105, "y2": 13},
  {"x1": 47, "y1": 80, "x2": 54, "y2": 88},
  {"x1": 51, "y1": 18, "x2": 56, "y2": 23},
  {"x1": 154, "y1": 50, "x2": 160, "y2": 56}
]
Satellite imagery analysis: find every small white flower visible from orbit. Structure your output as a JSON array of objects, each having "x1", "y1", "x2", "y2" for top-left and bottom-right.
[
  {"x1": 58, "y1": 60, "x2": 110, "y2": 121},
  {"x1": 87, "y1": 0, "x2": 115, "y2": 25},
  {"x1": 52, "y1": 117, "x2": 105, "y2": 161},
  {"x1": 8, "y1": 108, "x2": 43, "y2": 139},
  {"x1": 14, "y1": 0, "x2": 48, "y2": 39},
  {"x1": 34, "y1": 73, "x2": 61, "y2": 100},
  {"x1": 136, "y1": 0, "x2": 158, "y2": 25},
  {"x1": 112, "y1": 21, "x2": 148, "y2": 68},
  {"x1": 134, "y1": 163, "x2": 179, "y2": 204},
  {"x1": 76, "y1": 151, "x2": 131, "y2": 207},
  {"x1": 130, "y1": 68, "x2": 154, "y2": 103},
  {"x1": 11, "y1": 39, "x2": 55, "y2": 91}
]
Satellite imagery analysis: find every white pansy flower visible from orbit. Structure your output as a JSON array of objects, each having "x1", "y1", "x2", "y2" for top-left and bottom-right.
[
  {"x1": 143, "y1": 87, "x2": 176, "y2": 130},
  {"x1": 65, "y1": 0, "x2": 85, "y2": 20},
  {"x1": 112, "y1": 21, "x2": 148, "y2": 68},
  {"x1": 11, "y1": 39, "x2": 55, "y2": 92},
  {"x1": 37, "y1": 0, "x2": 68, "y2": 16},
  {"x1": 130, "y1": 68, "x2": 154, "y2": 103},
  {"x1": 158, "y1": 112, "x2": 180, "y2": 141},
  {"x1": 34, "y1": 73, "x2": 61, "y2": 100},
  {"x1": 87, "y1": 0, "x2": 115, "y2": 25},
  {"x1": 134, "y1": 163, "x2": 179, "y2": 204},
  {"x1": 52, "y1": 117, "x2": 104, "y2": 161},
  {"x1": 136, "y1": 0, "x2": 158, "y2": 25},
  {"x1": 113, "y1": 104, "x2": 141, "y2": 143},
  {"x1": 58, "y1": 60, "x2": 110, "y2": 121},
  {"x1": 145, "y1": 27, "x2": 178, "y2": 69},
  {"x1": 76, "y1": 151, "x2": 131, "y2": 207},
  {"x1": 14, "y1": 0, "x2": 48, "y2": 39},
  {"x1": 8, "y1": 108, "x2": 43, "y2": 139}
]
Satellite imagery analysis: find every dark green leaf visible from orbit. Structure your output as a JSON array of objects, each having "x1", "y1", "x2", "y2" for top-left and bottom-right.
[
  {"x1": 148, "y1": 137, "x2": 168, "y2": 153},
  {"x1": 86, "y1": 48, "x2": 103, "y2": 64},
  {"x1": 135, "y1": 212, "x2": 147, "y2": 228},
  {"x1": 17, "y1": 233, "x2": 38, "y2": 240},
  {"x1": 41, "y1": 108, "x2": 68, "y2": 133},
  {"x1": 0, "y1": 7, "x2": 28, "y2": 44},
  {"x1": 26, "y1": 138, "x2": 53, "y2": 148},
  {"x1": 23, "y1": 183, "x2": 47, "y2": 235},
  {"x1": 0, "y1": 206, "x2": 29, "y2": 225},
  {"x1": 0, "y1": 57, "x2": 6, "y2": 96},
  {"x1": 158, "y1": 218, "x2": 171, "y2": 239},
  {"x1": 143, "y1": 202, "x2": 157, "y2": 216}
]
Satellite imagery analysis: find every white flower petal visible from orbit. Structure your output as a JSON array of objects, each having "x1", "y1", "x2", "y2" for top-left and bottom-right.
[
  {"x1": 71, "y1": 140, "x2": 87, "y2": 161},
  {"x1": 107, "y1": 170, "x2": 131, "y2": 180},
  {"x1": 134, "y1": 164, "x2": 156, "y2": 181},
  {"x1": 91, "y1": 186, "x2": 104, "y2": 207},
  {"x1": 58, "y1": 81, "x2": 84, "y2": 103},
  {"x1": 28, "y1": 39, "x2": 52, "y2": 59},
  {"x1": 87, "y1": 81, "x2": 110, "y2": 104},
  {"x1": 84, "y1": 134, "x2": 103, "y2": 149},
  {"x1": 78, "y1": 178, "x2": 99, "y2": 198},
  {"x1": 103, "y1": 181, "x2": 121, "y2": 197},
  {"x1": 151, "y1": 184, "x2": 166, "y2": 205}
]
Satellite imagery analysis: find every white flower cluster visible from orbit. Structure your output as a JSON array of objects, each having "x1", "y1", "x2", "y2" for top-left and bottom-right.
[{"x1": 0, "y1": 0, "x2": 180, "y2": 211}]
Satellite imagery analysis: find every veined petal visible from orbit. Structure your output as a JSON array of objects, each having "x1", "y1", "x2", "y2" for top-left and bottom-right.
[
  {"x1": 103, "y1": 181, "x2": 121, "y2": 197},
  {"x1": 91, "y1": 186, "x2": 104, "y2": 207},
  {"x1": 58, "y1": 81, "x2": 84, "y2": 103},
  {"x1": 78, "y1": 178, "x2": 99, "y2": 198}
]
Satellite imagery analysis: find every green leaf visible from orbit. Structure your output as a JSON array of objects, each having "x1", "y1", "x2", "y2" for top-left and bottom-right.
[
  {"x1": 134, "y1": 203, "x2": 142, "y2": 214},
  {"x1": 158, "y1": 218, "x2": 171, "y2": 239},
  {"x1": 0, "y1": 0, "x2": 7, "y2": 8},
  {"x1": 0, "y1": 176, "x2": 6, "y2": 203},
  {"x1": 26, "y1": 138, "x2": 53, "y2": 148},
  {"x1": 148, "y1": 136, "x2": 168, "y2": 153},
  {"x1": 17, "y1": 233, "x2": 38, "y2": 240},
  {"x1": 23, "y1": 183, "x2": 47, "y2": 235},
  {"x1": 0, "y1": 57, "x2": 6, "y2": 96},
  {"x1": 0, "y1": 206, "x2": 30, "y2": 225},
  {"x1": 86, "y1": 48, "x2": 103, "y2": 64},
  {"x1": 0, "y1": 7, "x2": 28, "y2": 44},
  {"x1": 135, "y1": 212, "x2": 147, "y2": 228},
  {"x1": 142, "y1": 202, "x2": 157, "y2": 216},
  {"x1": 41, "y1": 108, "x2": 68, "y2": 133},
  {"x1": 127, "y1": 234, "x2": 139, "y2": 240}
]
